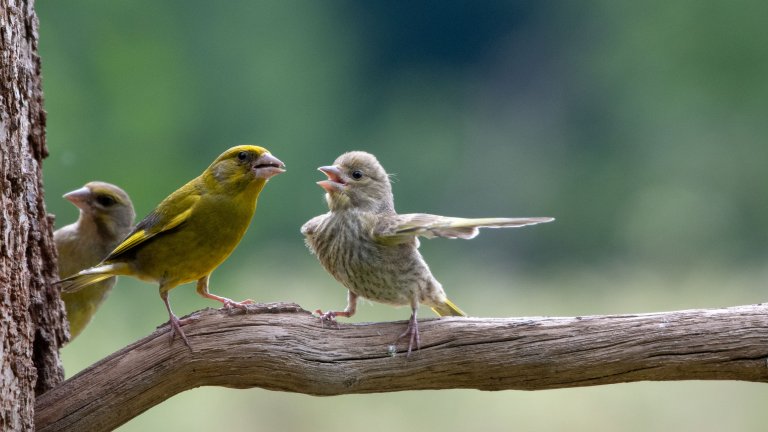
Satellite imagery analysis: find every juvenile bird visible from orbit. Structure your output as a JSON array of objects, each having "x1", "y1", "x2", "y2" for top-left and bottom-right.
[
  {"x1": 61, "y1": 145, "x2": 285, "y2": 348},
  {"x1": 301, "y1": 151, "x2": 553, "y2": 355},
  {"x1": 55, "y1": 182, "x2": 135, "y2": 342}
]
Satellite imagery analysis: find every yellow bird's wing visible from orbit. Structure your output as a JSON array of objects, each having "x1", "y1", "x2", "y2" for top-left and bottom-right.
[
  {"x1": 105, "y1": 191, "x2": 201, "y2": 261},
  {"x1": 374, "y1": 213, "x2": 554, "y2": 244}
]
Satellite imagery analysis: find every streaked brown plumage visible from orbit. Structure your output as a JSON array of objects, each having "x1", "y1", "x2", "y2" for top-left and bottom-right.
[{"x1": 301, "y1": 151, "x2": 554, "y2": 354}]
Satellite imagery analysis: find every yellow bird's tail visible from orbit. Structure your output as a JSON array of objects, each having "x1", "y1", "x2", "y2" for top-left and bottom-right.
[
  {"x1": 431, "y1": 298, "x2": 466, "y2": 317},
  {"x1": 58, "y1": 263, "x2": 128, "y2": 293}
]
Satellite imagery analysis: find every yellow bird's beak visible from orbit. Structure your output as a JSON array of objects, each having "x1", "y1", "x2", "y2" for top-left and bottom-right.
[{"x1": 253, "y1": 153, "x2": 285, "y2": 179}]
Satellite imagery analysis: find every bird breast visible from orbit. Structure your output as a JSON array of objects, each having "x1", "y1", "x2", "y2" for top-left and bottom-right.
[{"x1": 309, "y1": 211, "x2": 424, "y2": 306}]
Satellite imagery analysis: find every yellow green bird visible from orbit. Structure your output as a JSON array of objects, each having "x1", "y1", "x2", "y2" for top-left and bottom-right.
[
  {"x1": 302, "y1": 151, "x2": 553, "y2": 355},
  {"x1": 55, "y1": 182, "x2": 135, "y2": 342},
  {"x1": 60, "y1": 145, "x2": 285, "y2": 348}
]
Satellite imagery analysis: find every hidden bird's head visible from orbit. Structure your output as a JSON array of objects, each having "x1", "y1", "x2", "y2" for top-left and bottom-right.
[{"x1": 64, "y1": 181, "x2": 135, "y2": 238}]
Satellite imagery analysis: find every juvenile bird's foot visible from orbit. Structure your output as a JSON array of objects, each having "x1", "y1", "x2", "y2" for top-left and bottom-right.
[
  {"x1": 315, "y1": 309, "x2": 351, "y2": 329},
  {"x1": 394, "y1": 313, "x2": 420, "y2": 356},
  {"x1": 315, "y1": 309, "x2": 339, "y2": 328}
]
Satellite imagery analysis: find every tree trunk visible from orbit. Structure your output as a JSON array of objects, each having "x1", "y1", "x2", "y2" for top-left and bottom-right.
[{"x1": 0, "y1": 0, "x2": 66, "y2": 430}]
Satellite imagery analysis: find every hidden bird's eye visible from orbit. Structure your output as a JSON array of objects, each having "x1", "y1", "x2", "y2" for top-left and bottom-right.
[
  {"x1": 351, "y1": 170, "x2": 364, "y2": 180},
  {"x1": 237, "y1": 151, "x2": 248, "y2": 161},
  {"x1": 96, "y1": 195, "x2": 116, "y2": 207}
]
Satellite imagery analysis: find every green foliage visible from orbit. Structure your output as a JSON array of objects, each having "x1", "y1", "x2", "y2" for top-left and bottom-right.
[{"x1": 40, "y1": 1, "x2": 768, "y2": 269}]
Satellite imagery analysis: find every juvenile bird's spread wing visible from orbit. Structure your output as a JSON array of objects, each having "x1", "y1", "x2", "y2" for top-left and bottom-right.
[
  {"x1": 106, "y1": 189, "x2": 201, "y2": 260},
  {"x1": 374, "y1": 214, "x2": 554, "y2": 244}
]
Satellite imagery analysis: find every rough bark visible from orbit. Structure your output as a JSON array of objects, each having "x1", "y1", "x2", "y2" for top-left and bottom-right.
[
  {"x1": 0, "y1": 0, "x2": 66, "y2": 430},
  {"x1": 36, "y1": 302, "x2": 768, "y2": 432}
]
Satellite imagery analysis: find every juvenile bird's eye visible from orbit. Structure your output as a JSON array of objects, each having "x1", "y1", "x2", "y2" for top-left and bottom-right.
[
  {"x1": 96, "y1": 195, "x2": 116, "y2": 207},
  {"x1": 351, "y1": 170, "x2": 364, "y2": 180},
  {"x1": 237, "y1": 151, "x2": 248, "y2": 161}
]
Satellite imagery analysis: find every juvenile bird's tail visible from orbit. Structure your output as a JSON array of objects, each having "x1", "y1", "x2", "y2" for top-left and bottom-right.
[
  {"x1": 431, "y1": 298, "x2": 466, "y2": 317},
  {"x1": 58, "y1": 263, "x2": 127, "y2": 293}
]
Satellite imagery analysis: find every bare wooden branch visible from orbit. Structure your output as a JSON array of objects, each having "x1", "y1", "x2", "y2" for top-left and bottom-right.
[{"x1": 36, "y1": 303, "x2": 768, "y2": 431}]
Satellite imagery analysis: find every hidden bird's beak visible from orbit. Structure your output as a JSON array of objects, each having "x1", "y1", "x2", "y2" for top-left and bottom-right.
[
  {"x1": 63, "y1": 187, "x2": 91, "y2": 211},
  {"x1": 317, "y1": 165, "x2": 346, "y2": 193},
  {"x1": 253, "y1": 153, "x2": 286, "y2": 179}
]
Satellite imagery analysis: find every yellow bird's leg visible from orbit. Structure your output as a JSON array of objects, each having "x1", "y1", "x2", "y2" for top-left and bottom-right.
[
  {"x1": 159, "y1": 288, "x2": 192, "y2": 350},
  {"x1": 315, "y1": 290, "x2": 358, "y2": 327},
  {"x1": 395, "y1": 300, "x2": 420, "y2": 356},
  {"x1": 195, "y1": 274, "x2": 254, "y2": 310}
]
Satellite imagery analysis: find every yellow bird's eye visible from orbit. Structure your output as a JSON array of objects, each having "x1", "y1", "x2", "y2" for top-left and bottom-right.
[{"x1": 237, "y1": 151, "x2": 248, "y2": 161}]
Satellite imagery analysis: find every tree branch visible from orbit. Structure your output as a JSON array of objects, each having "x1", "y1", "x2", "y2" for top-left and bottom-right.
[{"x1": 36, "y1": 303, "x2": 768, "y2": 431}]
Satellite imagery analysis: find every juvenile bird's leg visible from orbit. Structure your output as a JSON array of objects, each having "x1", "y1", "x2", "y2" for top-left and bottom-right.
[
  {"x1": 160, "y1": 289, "x2": 192, "y2": 350},
  {"x1": 395, "y1": 301, "x2": 420, "y2": 356},
  {"x1": 195, "y1": 274, "x2": 254, "y2": 310},
  {"x1": 316, "y1": 290, "x2": 358, "y2": 327}
]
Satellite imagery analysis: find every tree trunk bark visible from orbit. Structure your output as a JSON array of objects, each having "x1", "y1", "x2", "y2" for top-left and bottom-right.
[{"x1": 0, "y1": 0, "x2": 66, "y2": 430}]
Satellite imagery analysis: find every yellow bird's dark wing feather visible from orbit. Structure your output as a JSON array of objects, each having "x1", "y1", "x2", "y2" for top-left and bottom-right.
[
  {"x1": 374, "y1": 214, "x2": 554, "y2": 244},
  {"x1": 105, "y1": 193, "x2": 200, "y2": 260}
]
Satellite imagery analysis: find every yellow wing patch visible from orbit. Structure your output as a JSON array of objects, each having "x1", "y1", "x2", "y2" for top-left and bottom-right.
[
  {"x1": 109, "y1": 229, "x2": 150, "y2": 257},
  {"x1": 107, "y1": 203, "x2": 196, "y2": 259}
]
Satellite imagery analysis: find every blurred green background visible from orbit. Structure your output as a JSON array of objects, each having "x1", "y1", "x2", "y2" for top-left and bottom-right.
[{"x1": 38, "y1": 1, "x2": 768, "y2": 430}]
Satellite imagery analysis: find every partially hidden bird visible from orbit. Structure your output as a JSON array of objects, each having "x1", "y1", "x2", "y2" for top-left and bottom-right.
[
  {"x1": 301, "y1": 151, "x2": 553, "y2": 355},
  {"x1": 60, "y1": 145, "x2": 285, "y2": 349},
  {"x1": 55, "y1": 181, "x2": 135, "y2": 342}
]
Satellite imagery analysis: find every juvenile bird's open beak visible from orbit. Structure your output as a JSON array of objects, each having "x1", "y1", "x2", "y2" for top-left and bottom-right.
[
  {"x1": 317, "y1": 165, "x2": 346, "y2": 193},
  {"x1": 253, "y1": 153, "x2": 286, "y2": 179},
  {"x1": 63, "y1": 187, "x2": 91, "y2": 211}
]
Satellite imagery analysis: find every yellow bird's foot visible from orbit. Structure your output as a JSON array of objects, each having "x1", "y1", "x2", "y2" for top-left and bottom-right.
[
  {"x1": 177, "y1": 315, "x2": 200, "y2": 326},
  {"x1": 221, "y1": 297, "x2": 254, "y2": 311},
  {"x1": 202, "y1": 291, "x2": 254, "y2": 311},
  {"x1": 167, "y1": 314, "x2": 192, "y2": 351},
  {"x1": 394, "y1": 313, "x2": 420, "y2": 357}
]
